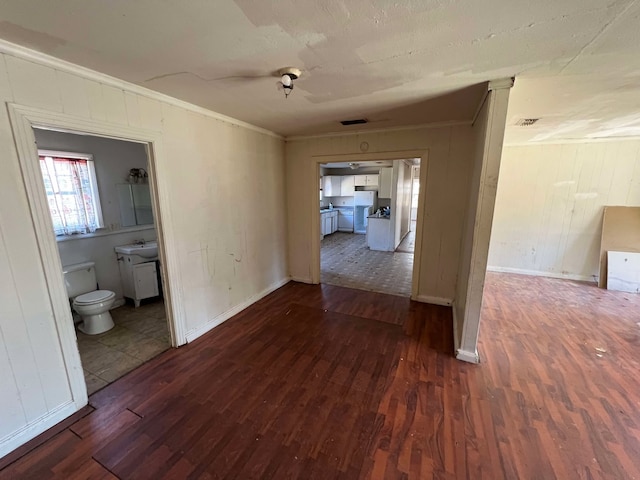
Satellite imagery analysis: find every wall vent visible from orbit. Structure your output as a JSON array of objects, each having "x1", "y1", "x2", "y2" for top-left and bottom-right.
[
  {"x1": 514, "y1": 118, "x2": 540, "y2": 127},
  {"x1": 340, "y1": 118, "x2": 368, "y2": 126}
]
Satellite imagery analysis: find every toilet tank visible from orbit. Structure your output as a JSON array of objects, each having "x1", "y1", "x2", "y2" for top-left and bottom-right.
[{"x1": 63, "y1": 262, "x2": 97, "y2": 298}]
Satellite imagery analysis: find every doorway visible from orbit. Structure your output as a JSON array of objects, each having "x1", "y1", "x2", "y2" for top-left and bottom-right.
[
  {"x1": 33, "y1": 128, "x2": 172, "y2": 394},
  {"x1": 8, "y1": 104, "x2": 181, "y2": 407},
  {"x1": 319, "y1": 158, "x2": 421, "y2": 297},
  {"x1": 396, "y1": 164, "x2": 420, "y2": 254}
]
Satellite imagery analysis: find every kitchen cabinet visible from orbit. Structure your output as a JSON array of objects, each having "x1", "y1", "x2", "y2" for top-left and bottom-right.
[
  {"x1": 354, "y1": 174, "x2": 379, "y2": 187},
  {"x1": 320, "y1": 210, "x2": 338, "y2": 238},
  {"x1": 323, "y1": 214, "x2": 332, "y2": 235},
  {"x1": 379, "y1": 168, "x2": 393, "y2": 198},
  {"x1": 323, "y1": 175, "x2": 342, "y2": 197},
  {"x1": 340, "y1": 175, "x2": 355, "y2": 196}
]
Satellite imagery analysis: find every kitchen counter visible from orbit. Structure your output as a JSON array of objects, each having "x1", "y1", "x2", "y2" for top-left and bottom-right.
[{"x1": 366, "y1": 216, "x2": 394, "y2": 251}]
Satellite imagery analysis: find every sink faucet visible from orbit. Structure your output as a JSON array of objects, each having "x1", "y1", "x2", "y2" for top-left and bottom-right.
[{"x1": 134, "y1": 239, "x2": 146, "y2": 246}]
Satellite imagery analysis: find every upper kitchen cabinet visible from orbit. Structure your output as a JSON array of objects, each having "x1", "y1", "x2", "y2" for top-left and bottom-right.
[
  {"x1": 354, "y1": 174, "x2": 379, "y2": 187},
  {"x1": 379, "y1": 168, "x2": 393, "y2": 198},
  {"x1": 323, "y1": 175, "x2": 342, "y2": 197},
  {"x1": 341, "y1": 175, "x2": 355, "y2": 196}
]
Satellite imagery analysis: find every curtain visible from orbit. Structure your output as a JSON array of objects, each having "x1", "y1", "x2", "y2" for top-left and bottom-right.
[{"x1": 39, "y1": 156, "x2": 100, "y2": 235}]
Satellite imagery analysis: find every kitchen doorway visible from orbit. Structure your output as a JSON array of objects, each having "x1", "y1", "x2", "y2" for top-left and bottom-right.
[{"x1": 319, "y1": 158, "x2": 421, "y2": 297}]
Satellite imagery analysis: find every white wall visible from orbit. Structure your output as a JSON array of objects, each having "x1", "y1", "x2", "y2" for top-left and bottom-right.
[
  {"x1": 392, "y1": 161, "x2": 412, "y2": 248},
  {"x1": 488, "y1": 140, "x2": 640, "y2": 281},
  {"x1": 34, "y1": 129, "x2": 156, "y2": 302},
  {"x1": 0, "y1": 47, "x2": 287, "y2": 457},
  {"x1": 285, "y1": 125, "x2": 476, "y2": 303}
]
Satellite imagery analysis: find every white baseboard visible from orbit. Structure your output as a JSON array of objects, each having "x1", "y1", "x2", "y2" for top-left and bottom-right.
[
  {"x1": 412, "y1": 294, "x2": 453, "y2": 306},
  {"x1": 290, "y1": 276, "x2": 313, "y2": 284},
  {"x1": 0, "y1": 401, "x2": 78, "y2": 459},
  {"x1": 452, "y1": 301, "x2": 480, "y2": 364},
  {"x1": 184, "y1": 277, "x2": 291, "y2": 343},
  {"x1": 487, "y1": 266, "x2": 597, "y2": 283},
  {"x1": 456, "y1": 348, "x2": 480, "y2": 364}
]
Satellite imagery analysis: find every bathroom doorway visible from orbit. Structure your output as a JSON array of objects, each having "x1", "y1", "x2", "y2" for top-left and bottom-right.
[
  {"x1": 33, "y1": 128, "x2": 172, "y2": 394},
  {"x1": 7, "y1": 103, "x2": 184, "y2": 411}
]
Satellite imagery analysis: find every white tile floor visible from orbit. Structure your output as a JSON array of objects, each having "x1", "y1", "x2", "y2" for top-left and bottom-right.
[{"x1": 321, "y1": 232, "x2": 414, "y2": 296}]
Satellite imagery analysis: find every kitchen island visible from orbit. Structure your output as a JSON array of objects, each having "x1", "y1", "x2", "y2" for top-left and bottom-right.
[{"x1": 366, "y1": 214, "x2": 394, "y2": 251}]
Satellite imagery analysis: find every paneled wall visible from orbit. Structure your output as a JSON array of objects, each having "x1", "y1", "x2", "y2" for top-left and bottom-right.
[
  {"x1": 0, "y1": 48, "x2": 287, "y2": 456},
  {"x1": 488, "y1": 140, "x2": 640, "y2": 281},
  {"x1": 286, "y1": 125, "x2": 476, "y2": 304}
]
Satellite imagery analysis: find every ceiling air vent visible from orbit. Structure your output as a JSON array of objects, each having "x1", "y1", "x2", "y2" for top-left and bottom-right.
[
  {"x1": 340, "y1": 118, "x2": 368, "y2": 126},
  {"x1": 514, "y1": 118, "x2": 540, "y2": 127}
]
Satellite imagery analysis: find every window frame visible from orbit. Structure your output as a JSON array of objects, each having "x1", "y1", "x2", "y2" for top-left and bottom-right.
[{"x1": 37, "y1": 149, "x2": 105, "y2": 237}]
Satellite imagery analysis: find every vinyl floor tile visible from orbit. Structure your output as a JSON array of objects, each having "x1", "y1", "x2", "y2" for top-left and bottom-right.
[
  {"x1": 76, "y1": 299, "x2": 171, "y2": 395},
  {"x1": 321, "y1": 232, "x2": 413, "y2": 297}
]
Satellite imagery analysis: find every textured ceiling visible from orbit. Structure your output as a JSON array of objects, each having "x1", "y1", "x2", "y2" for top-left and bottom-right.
[{"x1": 0, "y1": 0, "x2": 638, "y2": 139}]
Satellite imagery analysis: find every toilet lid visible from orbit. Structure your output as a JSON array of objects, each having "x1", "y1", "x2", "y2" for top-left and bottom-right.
[{"x1": 74, "y1": 290, "x2": 115, "y2": 305}]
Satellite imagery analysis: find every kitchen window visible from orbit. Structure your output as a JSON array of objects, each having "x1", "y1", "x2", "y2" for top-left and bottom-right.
[{"x1": 38, "y1": 150, "x2": 104, "y2": 236}]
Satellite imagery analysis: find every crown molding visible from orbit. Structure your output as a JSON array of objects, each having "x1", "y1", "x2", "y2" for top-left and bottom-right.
[{"x1": 0, "y1": 39, "x2": 283, "y2": 140}]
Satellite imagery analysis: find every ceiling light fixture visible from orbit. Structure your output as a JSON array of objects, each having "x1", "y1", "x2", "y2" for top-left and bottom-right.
[{"x1": 278, "y1": 67, "x2": 301, "y2": 98}]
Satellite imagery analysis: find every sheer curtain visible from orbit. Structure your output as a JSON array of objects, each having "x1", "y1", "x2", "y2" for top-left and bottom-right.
[{"x1": 39, "y1": 155, "x2": 102, "y2": 236}]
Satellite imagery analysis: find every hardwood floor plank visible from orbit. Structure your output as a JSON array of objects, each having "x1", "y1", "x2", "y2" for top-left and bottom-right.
[{"x1": 2, "y1": 275, "x2": 640, "y2": 478}]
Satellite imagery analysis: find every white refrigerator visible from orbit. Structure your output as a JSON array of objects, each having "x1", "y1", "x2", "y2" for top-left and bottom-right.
[{"x1": 354, "y1": 191, "x2": 377, "y2": 234}]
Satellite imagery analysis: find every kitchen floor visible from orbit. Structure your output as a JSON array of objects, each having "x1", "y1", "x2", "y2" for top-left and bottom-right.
[
  {"x1": 77, "y1": 299, "x2": 171, "y2": 395},
  {"x1": 396, "y1": 220, "x2": 416, "y2": 253},
  {"x1": 321, "y1": 232, "x2": 413, "y2": 296}
]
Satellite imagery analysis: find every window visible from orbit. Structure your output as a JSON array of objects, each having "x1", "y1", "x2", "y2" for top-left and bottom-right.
[{"x1": 38, "y1": 150, "x2": 104, "y2": 236}]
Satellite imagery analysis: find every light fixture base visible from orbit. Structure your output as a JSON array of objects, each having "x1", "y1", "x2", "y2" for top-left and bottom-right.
[{"x1": 278, "y1": 67, "x2": 301, "y2": 80}]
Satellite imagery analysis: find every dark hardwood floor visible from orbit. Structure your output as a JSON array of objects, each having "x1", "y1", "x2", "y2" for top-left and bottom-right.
[{"x1": 2, "y1": 274, "x2": 640, "y2": 479}]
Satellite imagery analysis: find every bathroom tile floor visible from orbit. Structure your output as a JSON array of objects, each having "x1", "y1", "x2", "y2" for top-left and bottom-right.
[
  {"x1": 76, "y1": 298, "x2": 171, "y2": 395},
  {"x1": 321, "y1": 232, "x2": 413, "y2": 297}
]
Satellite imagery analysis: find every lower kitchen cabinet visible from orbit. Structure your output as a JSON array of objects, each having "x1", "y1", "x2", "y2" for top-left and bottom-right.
[{"x1": 320, "y1": 210, "x2": 339, "y2": 238}]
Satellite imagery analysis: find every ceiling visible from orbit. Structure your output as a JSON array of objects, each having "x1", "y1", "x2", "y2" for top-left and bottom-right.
[{"x1": 0, "y1": 1, "x2": 638, "y2": 140}]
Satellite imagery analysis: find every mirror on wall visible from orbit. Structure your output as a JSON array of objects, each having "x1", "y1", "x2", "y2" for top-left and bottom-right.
[{"x1": 117, "y1": 183, "x2": 154, "y2": 227}]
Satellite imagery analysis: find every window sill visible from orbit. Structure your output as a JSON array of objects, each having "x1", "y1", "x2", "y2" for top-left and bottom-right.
[{"x1": 55, "y1": 224, "x2": 155, "y2": 243}]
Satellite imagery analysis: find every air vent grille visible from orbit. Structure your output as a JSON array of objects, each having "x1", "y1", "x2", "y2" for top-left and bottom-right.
[
  {"x1": 514, "y1": 118, "x2": 540, "y2": 127},
  {"x1": 340, "y1": 118, "x2": 368, "y2": 126}
]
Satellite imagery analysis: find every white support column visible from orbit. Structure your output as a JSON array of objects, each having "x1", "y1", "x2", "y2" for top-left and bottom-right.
[{"x1": 457, "y1": 78, "x2": 513, "y2": 363}]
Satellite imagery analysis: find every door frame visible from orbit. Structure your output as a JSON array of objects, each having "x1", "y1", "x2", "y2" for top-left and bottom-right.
[
  {"x1": 7, "y1": 103, "x2": 187, "y2": 411},
  {"x1": 312, "y1": 149, "x2": 428, "y2": 299}
]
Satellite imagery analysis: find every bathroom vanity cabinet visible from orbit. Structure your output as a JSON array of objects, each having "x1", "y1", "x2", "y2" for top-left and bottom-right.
[{"x1": 117, "y1": 254, "x2": 159, "y2": 307}]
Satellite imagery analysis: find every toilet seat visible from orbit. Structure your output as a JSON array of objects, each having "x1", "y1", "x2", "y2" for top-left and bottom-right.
[{"x1": 74, "y1": 290, "x2": 115, "y2": 305}]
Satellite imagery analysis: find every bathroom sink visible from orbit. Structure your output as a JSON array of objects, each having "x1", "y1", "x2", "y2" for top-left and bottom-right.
[{"x1": 115, "y1": 241, "x2": 158, "y2": 258}]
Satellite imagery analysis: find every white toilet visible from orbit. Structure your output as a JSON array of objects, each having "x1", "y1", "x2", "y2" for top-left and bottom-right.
[{"x1": 63, "y1": 262, "x2": 116, "y2": 335}]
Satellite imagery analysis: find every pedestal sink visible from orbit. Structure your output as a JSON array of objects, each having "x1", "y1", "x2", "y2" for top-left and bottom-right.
[{"x1": 114, "y1": 241, "x2": 158, "y2": 258}]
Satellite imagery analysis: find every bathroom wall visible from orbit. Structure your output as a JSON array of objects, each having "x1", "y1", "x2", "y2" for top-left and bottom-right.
[{"x1": 34, "y1": 129, "x2": 156, "y2": 302}]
